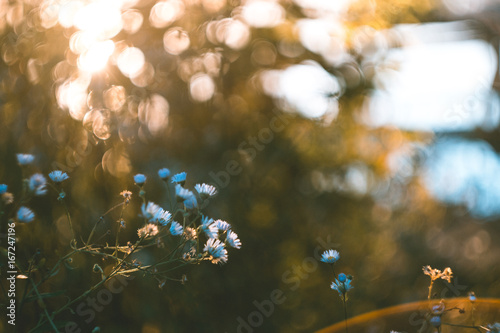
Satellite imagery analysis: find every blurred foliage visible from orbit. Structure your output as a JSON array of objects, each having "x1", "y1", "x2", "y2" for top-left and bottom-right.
[{"x1": 1, "y1": 0, "x2": 500, "y2": 332}]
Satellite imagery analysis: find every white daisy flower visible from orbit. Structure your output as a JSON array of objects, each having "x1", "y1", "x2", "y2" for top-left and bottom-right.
[
  {"x1": 320, "y1": 249, "x2": 339, "y2": 264},
  {"x1": 170, "y1": 221, "x2": 184, "y2": 236},
  {"x1": 215, "y1": 219, "x2": 231, "y2": 231},
  {"x1": 141, "y1": 202, "x2": 162, "y2": 221},
  {"x1": 153, "y1": 208, "x2": 171, "y2": 226},
  {"x1": 195, "y1": 183, "x2": 217, "y2": 199},
  {"x1": 226, "y1": 230, "x2": 241, "y2": 249},
  {"x1": 204, "y1": 238, "x2": 228, "y2": 264},
  {"x1": 201, "y1": 215, "x2": 218, "y2": 239}
]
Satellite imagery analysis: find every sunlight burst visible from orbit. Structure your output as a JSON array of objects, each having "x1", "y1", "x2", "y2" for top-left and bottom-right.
[{"x1": 78, "y1": 40, "x2": 115, "y2": 73}]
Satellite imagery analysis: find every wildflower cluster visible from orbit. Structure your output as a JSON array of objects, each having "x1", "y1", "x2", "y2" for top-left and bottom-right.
[
  {"x1": 320, "y1": 248, "x2": 353, "y2": 333},
  {"x1": 132, "y1": 169, "x2": 241, "y2": 266},
  {"x1": 416, "y1": 266, "x2": 455, "y2": 332},
  {"x1": 0, "y1": 156, "x2": 241, "y2": 332},
  {"x1": 330, "y1": 273, "x2": 354, "y2": 300},
  {"x1": 198, "y1": 215, "x2": 241, "y2": 264},
  {"x1": 0, "y1": 154, "x2": 70, "y2": 224},
  {"x1": 320, "y1": 249, "x2": 353, "y2": 299},
  {"x1": 404, "y1": 266, "x2": 500, "y2": 333}
]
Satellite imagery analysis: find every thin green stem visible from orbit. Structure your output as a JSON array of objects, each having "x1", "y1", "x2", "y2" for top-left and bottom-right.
[
  {"x1": 62, "y1": 200, "x2": 76, "y2": 245},
  {"x1": 113, "y1": 201, "x2": 128, "y2": 256},
  {"x1": 139, "y1": 187, "x2": 146, "y2": 205},
  {"x1": 50, "y1": 272, "x2": 112, "y2": 319},
  {"x1": 15, "y1": 261, "x2": 59, "y2": 333},
  {"x1": 29, "y1": 278, "x2": 60, "y2": 332},
  {"x1": 33, "y1": 237, "x2": 146, "y2": 331},
  {"x1": 157, "y1": 241, "x2": 185, "y2": 263},
  {"x1": 21, "y1": 250, "x2": 78, "y2": 308},
  {"x1": 18, "y1": 256, "x2": 36, "y2": 313},
  {"x1": 85, "y1": 217, "x2": 103, "y2": 246},
  {"x1": 158, "y1": 261, "x2": 193, "y2": 274},
  {"x1": 86, "y1": 202, "x2": 125, "y2": 246},
  {"x1": 330, "y1": 263, "x2": 336, "y2": 278},
  {"x1": 186, "y1": 214, "x2": 201, "y2": 228},
  {"x1": 113, "y1": 230, "x2": 121, "y2": 256},
  {"x1": 342, "y1": 292, "x2": 348, "y2": 333},
  {"x1": 165, "y1": 182, "x2": 174, "y2": 211}
]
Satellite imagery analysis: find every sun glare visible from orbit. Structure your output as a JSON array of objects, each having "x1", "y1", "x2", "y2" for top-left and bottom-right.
[
  {"x1": 48, "y1": 0, "x2": 131, "y2": 73},
  {"x1": 73, "y1": 1, "x2": 123, "y2": 40},
  {"x1": 117, "y1": 47, "x2": 146, "y2": 78},
  {"x1": 78, "y1": 40, "x2": 115, "y2": 73}
]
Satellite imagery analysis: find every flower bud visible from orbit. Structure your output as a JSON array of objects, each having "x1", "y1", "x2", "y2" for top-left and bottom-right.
[
  {"x1": 133, "y1": 174, "x2": 146, "y2": 186},
  {"x1": 430, "y1": 316, "x2": 441, "y2": 328}
]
